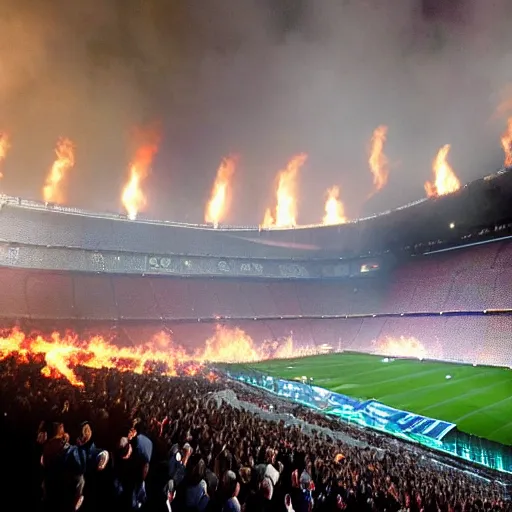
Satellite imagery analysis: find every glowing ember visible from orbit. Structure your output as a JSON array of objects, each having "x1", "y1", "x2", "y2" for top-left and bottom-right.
[
  {"x1": 43, "y1": 138, "x2": 75, "y2": 204},
  {"x1": 0, "y1": 132, "x2": 10, "y2": 179},
  {"x1": 368, "y1": 125, "x2": 389, "y2": 192},
  {"x1": 122, "y1": 139, "x2": 159, "y2": 220},
  {"x1": 0, "y1": 325, "x2": 320, "y2": 387},
  {"x1": 424, "y1": 144, "x2": 461, "y2": 198},
  {"x1": 322, "y1": 186, "x2": 347, "y2": 225},
  {"x1": 374, "y1": 336, "x2": 428, "y2": 359},
  {"x1": 501, "y1": 118, "x2": 512, "y2": 167},
  {"x1": 261, "y1": 153, "x2": 307, "y2": 228},
  {"x1": 205, "y1": 155, "x2": 237, "y2": 227}
]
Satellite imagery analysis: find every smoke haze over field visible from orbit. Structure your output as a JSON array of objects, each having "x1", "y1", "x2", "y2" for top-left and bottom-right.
[{"x1": 1, "y1": 0, "x2": 512, "y2": 225}]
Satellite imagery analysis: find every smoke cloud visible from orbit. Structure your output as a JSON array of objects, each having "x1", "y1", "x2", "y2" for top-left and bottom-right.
[{"x1": 1, "y1": 0, "x2": 512, "y2": 224}]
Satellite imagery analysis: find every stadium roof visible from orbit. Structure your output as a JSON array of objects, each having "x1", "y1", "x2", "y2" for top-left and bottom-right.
[{"x1": 1, "y1": 167, "x2": 511, "y2": 260}]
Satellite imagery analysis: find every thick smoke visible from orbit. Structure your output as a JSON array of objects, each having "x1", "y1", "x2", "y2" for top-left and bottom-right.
[{"x1": 0, "y1": 0, "x2": 512, "y2": 224}]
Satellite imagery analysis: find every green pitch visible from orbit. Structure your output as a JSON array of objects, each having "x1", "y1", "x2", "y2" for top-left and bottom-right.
[{"x1": 230, "y1": 352, "x2": 512, "y2": 446}]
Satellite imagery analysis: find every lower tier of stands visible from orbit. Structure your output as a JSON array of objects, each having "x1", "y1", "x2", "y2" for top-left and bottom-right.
[
  {"x1": 4, "y1": 315, "x2": 511, "y2": 367},
  {"x1": 0, "y1": 267, "x2": 386, "y2": 319}
]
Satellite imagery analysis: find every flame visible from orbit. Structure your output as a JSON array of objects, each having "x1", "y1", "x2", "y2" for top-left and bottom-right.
[
  {"x1": 501, "y1": 118, "x2": 512, "y2": 167},
  {"x1": 0, "y1": 325, "x2": 322, "y2": 387},
  {"x1": 424, "y1": 144, "x2": 461, "y2": 197},
  {"x1": 0, "y1": 327, "x2": 192, "y2": 387},
  {"x1": 322, "y1": 186, "x2": 347, "y2": 225},
  {"x1": 261, "y1": 153, "x2": 307, "y2": 228},
  {"x1": 197, "y1": 326, "x2": 320, "y2": 363},
  {"x1": 368, "y1": 125, "x2": 389, "y2": 192},
  {"x1": 43, "y1": 138, "x2": 75, "y2": 204},
  {"x1": 122, "y1": 139, "x2": 159, "y2": 220},
  {"x1": 0, "y1": 132, "x2": 10, "y2": 179},
  {"x1": 198, "y1": 325, "x2": 261, "y2": 363},
  {"x1": 375, "y1": 336, "x2": 428, "y2": 359},
  {"x1": 205, "y1": 156, "x2": 237, "y2": 227}
]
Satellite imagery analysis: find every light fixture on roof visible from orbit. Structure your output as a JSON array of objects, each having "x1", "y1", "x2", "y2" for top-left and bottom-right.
[{"x1": 449, "y1": 222, "x2": 455, "y2": 229}]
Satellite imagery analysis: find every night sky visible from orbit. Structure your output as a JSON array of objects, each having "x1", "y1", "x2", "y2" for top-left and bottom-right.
[{"x1": 0, "y1": 0, "x2": 511, "y2": 225}]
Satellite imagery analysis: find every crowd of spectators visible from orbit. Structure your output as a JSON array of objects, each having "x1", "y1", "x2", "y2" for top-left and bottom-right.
[{"x1": 0, "y1": 358, "x2": 510, "y2": 512}]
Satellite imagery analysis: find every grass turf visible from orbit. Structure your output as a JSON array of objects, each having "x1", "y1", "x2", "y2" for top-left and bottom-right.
[{"x1": 228, "y1": 352, "x2": 512, "y2": 446}]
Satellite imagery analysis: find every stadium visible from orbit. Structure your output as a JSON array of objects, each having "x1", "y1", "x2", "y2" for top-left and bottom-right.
[
  {"x1": 5, "y1": 1, "x2": 512, "y2": 510},
  {"x1": 1, "y1": 159, "x2": 512, "y2": 508}
]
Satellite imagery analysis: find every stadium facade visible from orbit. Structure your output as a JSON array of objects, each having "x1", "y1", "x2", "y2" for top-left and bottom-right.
[{"x1": 1, "y1": 167, "x2": 512, "y2": 474}]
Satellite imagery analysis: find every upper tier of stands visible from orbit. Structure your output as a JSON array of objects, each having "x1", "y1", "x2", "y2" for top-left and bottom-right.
[
  {"x1": 0, "y1": 239, "x2": 510, "y2": 320},
  {"x1": 385, "y1": 239, "x2": 512, "y2": 312}
]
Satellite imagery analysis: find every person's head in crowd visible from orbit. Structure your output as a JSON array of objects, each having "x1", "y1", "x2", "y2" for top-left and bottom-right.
[
  {"x1": 265, "y1": 464, "x2": 280, "y2": 488},
  {"x1": 77, "y1": 422, "x2": 92, "y2": 446},
  {"x1": 291, "y1": 469, "x2": 300, "y2": 489},
  {"x1": 42, "y1": 422, "x2": 71, "y2": 467},
  {"x1": 96, "y1": 450, "x2": 109, "y2": 471},
  {"x1": 222, "y1": 471, "x2": 241, "y2": 512},
  {"x1": 260, "y1": 476, "x2": 273, "y2": 501},
  {"x1": 52, "y1": 422, "x2": 67, "y2": 440},
  {"x1": 117, "y1": 436, "x2": 132, "y2": 460},
  {"x1": 239, "y1": 467, "x2": 252, "y2": 486},
  {"x1": 189, "y1": 457, "x2": 207, "y2": 486},
  {"x1": 223, "y1": 470, "x2": 239, "y2": 497},
  {"x1": 182, "y1": 442, "x2": 193, "y2": 466}
]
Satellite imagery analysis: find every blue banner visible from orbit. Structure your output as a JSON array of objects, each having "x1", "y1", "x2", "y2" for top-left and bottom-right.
[{"x1": 230, "y1": 372, "x2": 455, "y2": 442}]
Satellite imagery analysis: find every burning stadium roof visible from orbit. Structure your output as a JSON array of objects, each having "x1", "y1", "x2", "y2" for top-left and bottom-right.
[{"x1": 0, "y1": 167, "x2": 511, "y2": 260}]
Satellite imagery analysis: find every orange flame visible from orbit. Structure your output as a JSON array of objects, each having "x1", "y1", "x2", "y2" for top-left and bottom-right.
[
  {"x1": 0, "y1": 325, "x2": 322, "y2": 387},
  {"x1": 501, "y1": 118, "x2": 512, "y2": 167},
  {"x1": 205, "y1": 156, "x2": 237, "y2": 227},
  {"x1": 198, "y1": 325, "x2": 261, "y2": 363},
  {"x1": 122, "y1": 140, "x2": 159, "y2": 220},
  {"x1": 261, "y1": 153, "x2": 307, "y2": 228},
  {"x1": 43, "y1": 138, "x2": 75, "y2": 204},
  {"x1": 368, "y1": 125, "x2": 389, "y2": 192},
  {"x1": 322, "y1": 186, "x2": 347, "y2": 225},
  {"x1": 0, "y1": 132, "x2": 10, "y2": 179},
  {"x1": 197, "y1": 326, "x2": 320, "y2": 363},
  {"x1": 374, "y1": 336, "x2": 428, "y2": 359},
  {"x1": 424, "y1": 144, "x2": 461, "y2": 198}
]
